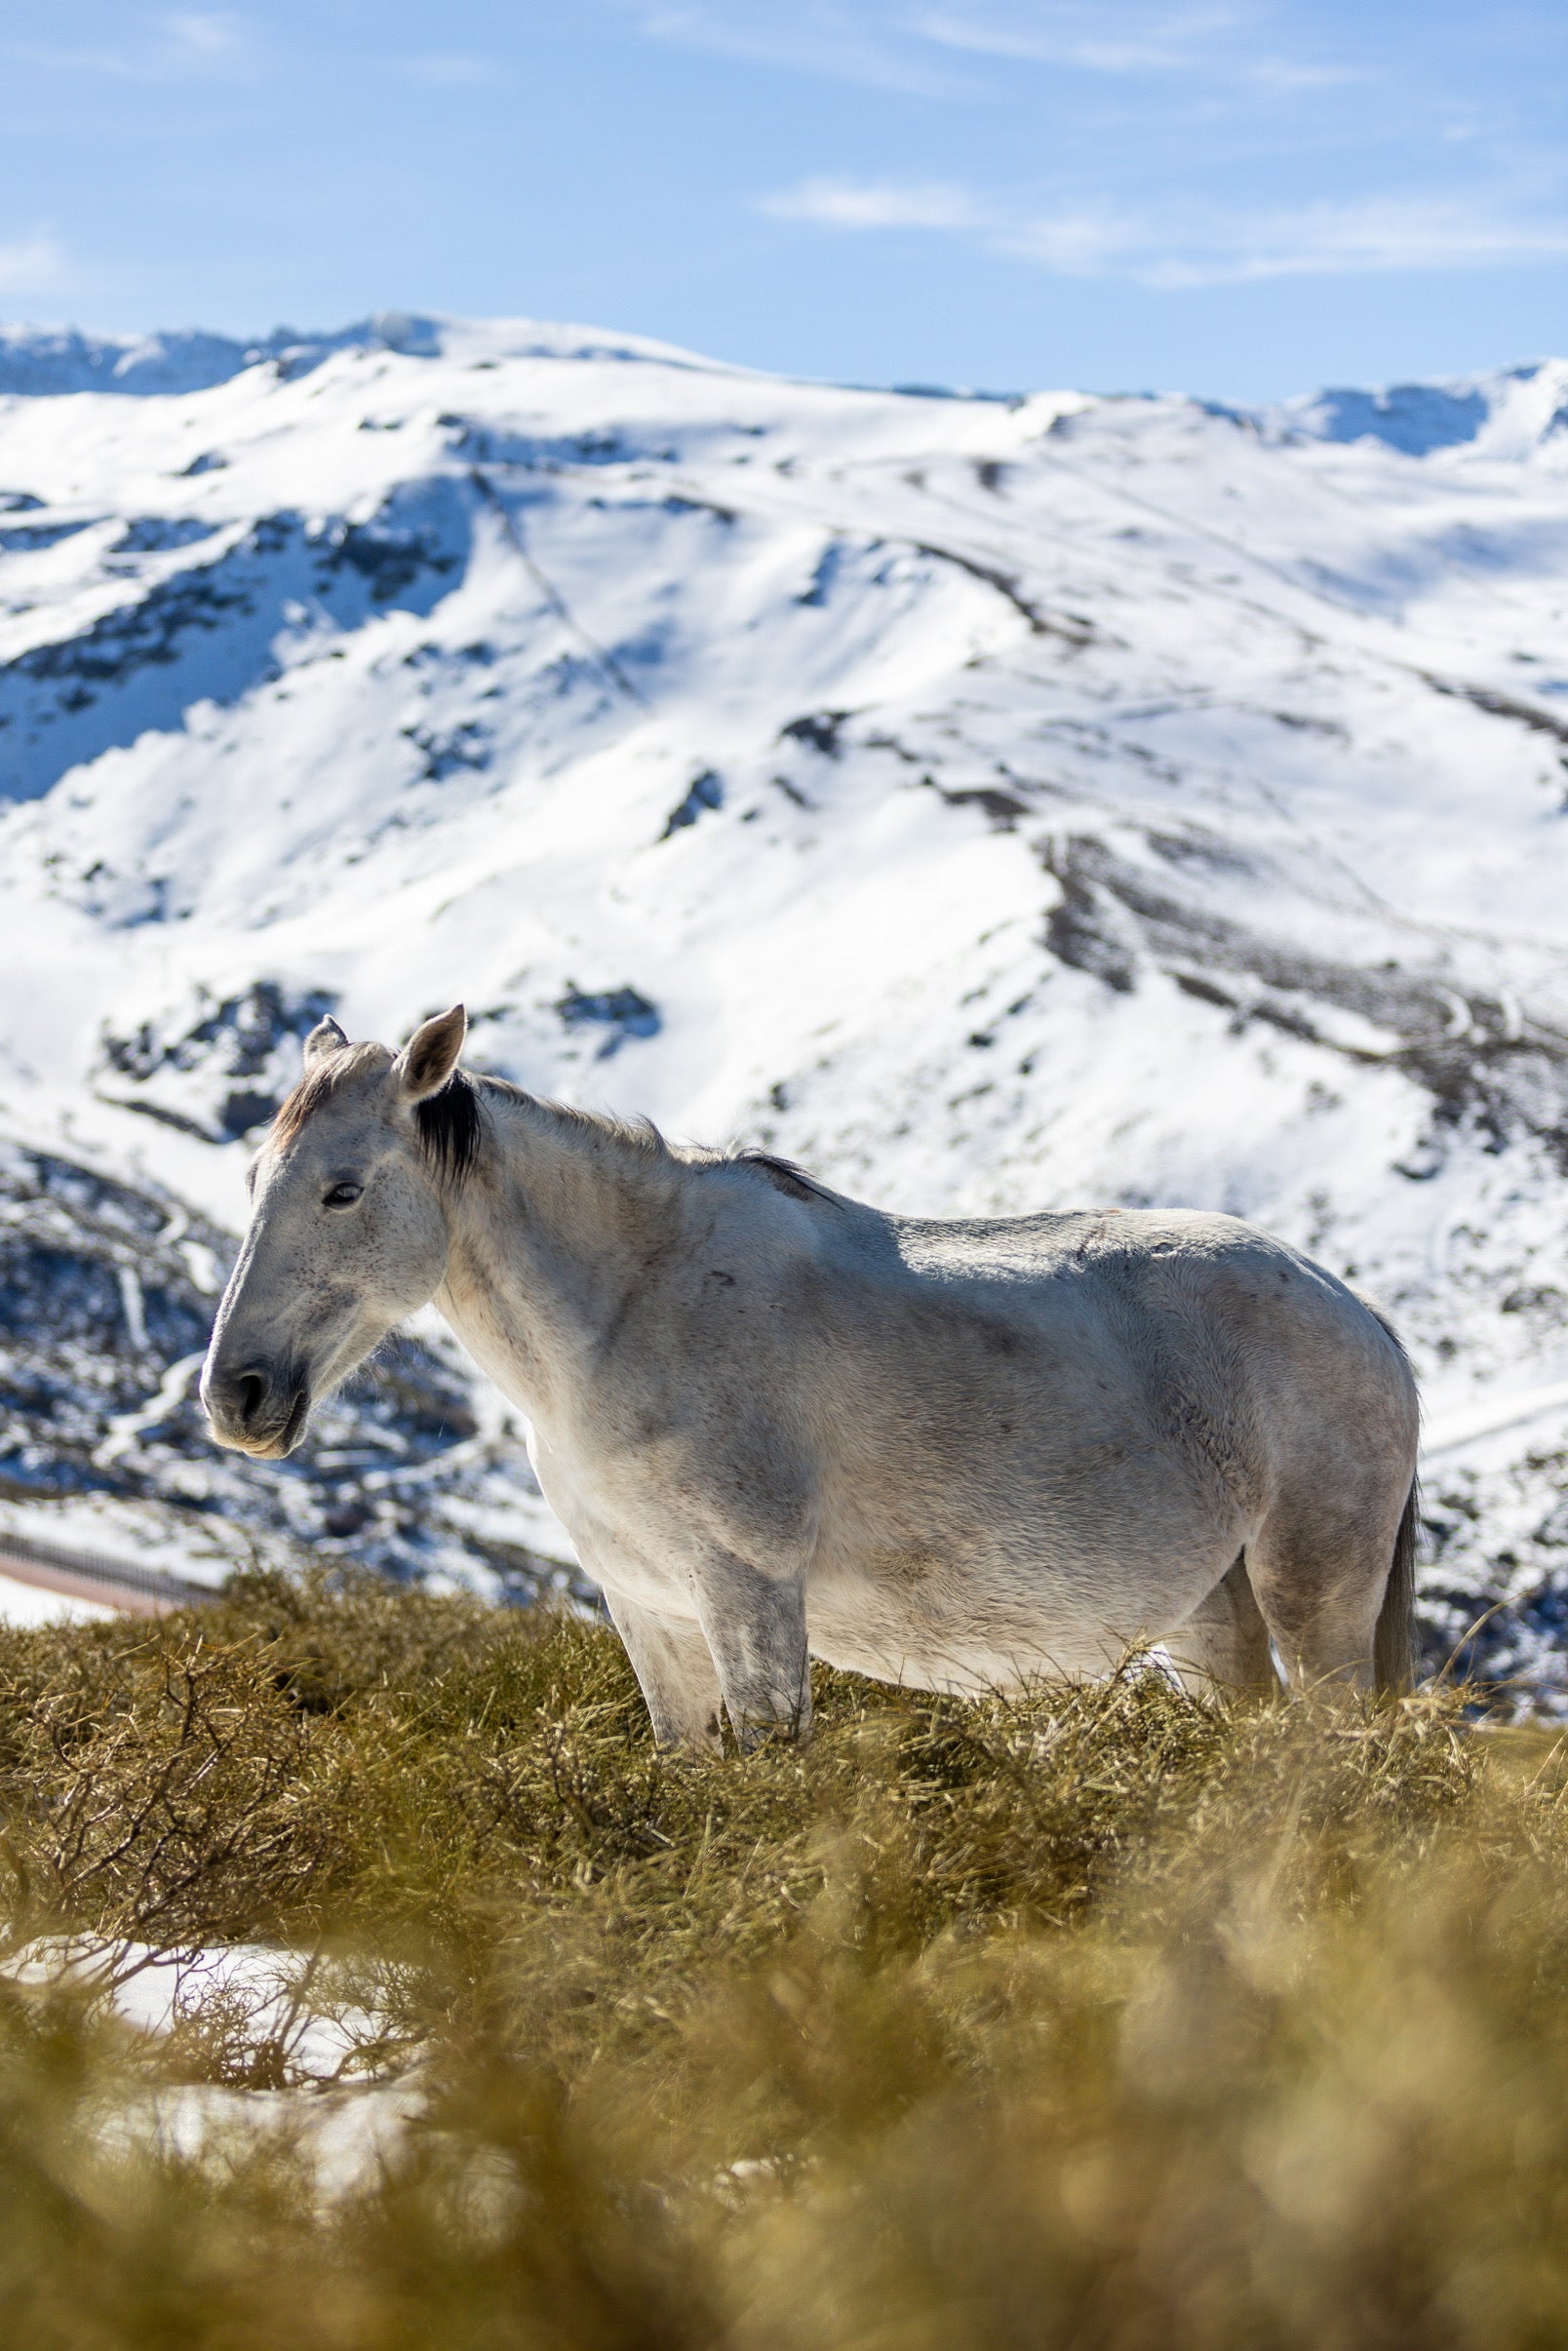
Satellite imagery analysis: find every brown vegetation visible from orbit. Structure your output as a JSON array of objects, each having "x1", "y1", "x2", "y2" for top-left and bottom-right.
[{"x1": 0, "y1": 1571, "x2": 1563, "y2": 2346}]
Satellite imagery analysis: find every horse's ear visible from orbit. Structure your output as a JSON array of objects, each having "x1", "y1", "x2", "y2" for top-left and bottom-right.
[
  {"x1": 302, "y1": 1015, "x2": 349, "y2": 1072},
  {"x1": 394, "y1": 1003, "x2": 467, "y2": 1102}
]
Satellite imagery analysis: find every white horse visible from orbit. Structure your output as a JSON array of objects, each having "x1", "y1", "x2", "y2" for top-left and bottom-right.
[{"x1": 201, "y1": 1007, "x2": 1420, "y2": 1748}]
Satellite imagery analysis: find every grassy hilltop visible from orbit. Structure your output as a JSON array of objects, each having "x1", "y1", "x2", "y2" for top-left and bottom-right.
[{"x1": 0, "y1": 1573, "x2": 1566, "y2": 2348}]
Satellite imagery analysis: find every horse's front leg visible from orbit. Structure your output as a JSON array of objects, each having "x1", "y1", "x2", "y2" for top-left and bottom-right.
[
  {"x1": 601, "y1": 1587, "x2": 725, "y2": 1754},
  {"x1": 692, "y1": 1553, "x2": 811, "y2": 1750}
]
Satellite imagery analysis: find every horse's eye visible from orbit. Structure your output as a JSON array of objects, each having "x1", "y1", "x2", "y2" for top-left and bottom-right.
[{"x1": 323, "y1": 1182, "x2": 363, "y2": 1209}]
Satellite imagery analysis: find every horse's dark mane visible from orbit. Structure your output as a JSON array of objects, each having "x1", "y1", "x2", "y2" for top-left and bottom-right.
[
  {"x1": 454, "y1": 1088, "x2": 831, "y2": 1204},
  {"x1": 734, "y1": 1149, "x2": 836, "y2": 1204},
  {"x1": 433, "y1": 1072, "x2": 670, "y2": 1184},
  {"x1": 275, "y1": 1054, "x2": 822, "y2": 1201},
  {"x1": 271, "y1": 1048, "x2": 484, "y2": 1184},
  {"x1": 415, "y1": 1071, "x2": 485, "y2": 1183}
]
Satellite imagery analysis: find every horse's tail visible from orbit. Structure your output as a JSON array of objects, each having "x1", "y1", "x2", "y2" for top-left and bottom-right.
[
  {"x1": 1351, "y1": 1292, "x2": 1419, "y2": 1696},
  {"x1": 1375, "y1": 1473, "x2": 1420, "y2": 1695}
]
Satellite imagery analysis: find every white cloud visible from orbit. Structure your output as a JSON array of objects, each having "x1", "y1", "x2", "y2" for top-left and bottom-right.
[
  {"x1": 0, "y1": 232, "x2": 64, "y2": 294},
  {"x1": 619, "y1": 5, "x2": 975, "y2": 96},
  {"x1": 759, "y1": 173, "x2": 1568, "y2": 285},
  {"x1": 907, "y1": 4, "x2": 1243, "y2": 75},
  {"x1": 762, "y1": 176, "x2": 985, "y2": 230},
  {"x1": 1054, "y1": 193, "x2": 1568, "y2": 285},
  {"x1": 7, "y1": 12, "x2": 255, "y2": 82},
  {"x1": 620, "y1": 1, "x2": 1359, "y2": 98},
  {"x1": 1243, "y1": 57, "x2": 1361, "y2": 93},
  {"x1": 160, "y1": 12, "x2": 247, "y2": 59},
  {"x1": 388, "y1": 53, "x2": 498, "y2": 89}
]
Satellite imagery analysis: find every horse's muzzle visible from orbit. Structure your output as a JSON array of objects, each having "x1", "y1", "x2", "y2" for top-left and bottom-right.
[{"x1": 202, "y1": 1360, "x2": 310, "y2": 1457}]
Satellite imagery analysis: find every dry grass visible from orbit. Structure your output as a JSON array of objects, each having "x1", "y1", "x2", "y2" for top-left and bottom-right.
[{"x1": 0, "y1": 1569, "x2": 1563, "y2": 2346}]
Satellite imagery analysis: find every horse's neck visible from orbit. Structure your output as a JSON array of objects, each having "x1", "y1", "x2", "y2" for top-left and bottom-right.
[{"x1": 436, "y1": 1091, "x2": 685, "y2": 1425}]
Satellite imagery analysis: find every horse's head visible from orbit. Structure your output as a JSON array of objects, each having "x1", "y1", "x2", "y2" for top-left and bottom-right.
[{"x1": 201, "y1": 1004, "x2": 468, "y2": 1457}]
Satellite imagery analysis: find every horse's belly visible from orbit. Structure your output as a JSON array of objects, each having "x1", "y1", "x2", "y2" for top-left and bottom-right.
[
  {"x1": 805, "y1": 1590, "x2": 1139, "y2": 1694},
  {"x1": 806, "y1": 1620, "x2": 1106, "y2": 1695},
  {"x1": 804, "y1": 1528, "x2": 1233, "y2": 1693}
]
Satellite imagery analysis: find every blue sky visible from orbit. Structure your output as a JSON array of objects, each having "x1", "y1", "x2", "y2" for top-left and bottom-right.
[{"x1": 4, "y1": 2, "x2": 1568, "y2": 399}]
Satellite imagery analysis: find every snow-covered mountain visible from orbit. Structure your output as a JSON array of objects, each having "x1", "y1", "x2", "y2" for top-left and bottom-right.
[{"x1": 5, "y1": 312, "x2": 1568, "y2": 1685}]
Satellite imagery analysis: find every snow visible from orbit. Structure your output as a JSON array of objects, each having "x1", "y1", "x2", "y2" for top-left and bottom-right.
[
  {"x1": 0, "y1": 1571, "x2": 112, "y2": 1626},
  {"x1": 9, "y1": 1936, "x2": 416, "y2": 2189},
  {"x1": 130, "y1": 2077, "x2": 420, "y2": 2194},
  {"x1": 0, "y1": 1493, "x2": 246, "y2": 1592},
  {"x1": 13, "y1": 1937, "x2": 373, "y2": 2070},
  {"x1": 5, "y1": 312, "x2": 1568, "y2": 1684}
]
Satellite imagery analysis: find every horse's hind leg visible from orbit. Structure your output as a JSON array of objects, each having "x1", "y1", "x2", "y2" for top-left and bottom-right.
[
  {"x1": 1243, "y1": 1481, "x2": 1403, "y2": 1692},
  {"x1": 1164, "y1": 1555, "x2": 1279, "y2": 1696}
]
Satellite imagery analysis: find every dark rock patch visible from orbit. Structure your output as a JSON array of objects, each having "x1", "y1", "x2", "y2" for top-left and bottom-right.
[
  {"x1": 98, "y1": 982, "x2": 338, "y2": 1142},
  {"x1": 0, "y1": 1137, "x2": 560, "y2": 1598},
  {"x1": 780, "y1": 711, "x2": 850, "y2": 759},
  {"x1": 555, "y1": 984, "x2": 661, "y2": 1057},
  {"x1": 1040, "y1": 831, "x2": 1568, "y2": 1163},
  {"x1": 661, "y1": 769, "x2": 724, "y2": 836}
]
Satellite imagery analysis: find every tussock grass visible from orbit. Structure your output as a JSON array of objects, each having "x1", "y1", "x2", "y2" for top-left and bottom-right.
[{"x1": 0, "y1": 1570, "x2": 1563, "y2": 2345}]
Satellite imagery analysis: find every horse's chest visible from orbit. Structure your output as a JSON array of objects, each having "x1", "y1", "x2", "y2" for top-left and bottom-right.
[{"x1": 525, "y1": 1429, "x2": 703, "y2": 1603}]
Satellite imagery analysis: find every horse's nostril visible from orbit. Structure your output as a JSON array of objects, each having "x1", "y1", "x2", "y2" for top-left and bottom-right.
[{"x1": 235, "y1": 1371, "x2": 268, "y2": 1427}]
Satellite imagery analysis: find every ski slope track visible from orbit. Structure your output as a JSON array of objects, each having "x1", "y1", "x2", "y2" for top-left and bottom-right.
[{"x1": 4, "y1": 311, "x2": 1568, "y2": 1693}]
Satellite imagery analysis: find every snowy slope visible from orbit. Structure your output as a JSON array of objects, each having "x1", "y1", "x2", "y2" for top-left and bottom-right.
[{"x1": 5, "y1": 315, "x2": 1568, "y2": 1686}]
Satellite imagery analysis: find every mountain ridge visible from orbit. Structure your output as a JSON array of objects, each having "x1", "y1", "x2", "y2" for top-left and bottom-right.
[
  {"x1": 4, "y1": 315, "x2": 1568, "y2": 1691},
  {"x1": 7, "y1": 309, "x2": 1568, "y2": 457}
]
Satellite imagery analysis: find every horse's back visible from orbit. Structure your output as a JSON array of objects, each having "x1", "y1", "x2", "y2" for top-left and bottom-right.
[
  {"x1": 797, "y1": 1195, "x2": 1414, "y2": 1548},
  {"x1": 777, "y1": 1197, "x2": 1417, "y2": 1691},
  {"x1": 845, "y1": 1201, "x2": 1404, "y2": 1398}
]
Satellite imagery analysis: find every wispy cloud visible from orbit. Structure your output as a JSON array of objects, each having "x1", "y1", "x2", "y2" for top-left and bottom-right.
[
  {"x1": 1140, "y1": 194, "x2": 1568, "y2": 285},
  {"x1": 908, "y1": 4, "x2": 1248, "y2": 76},
  {"x1": 7, "y1": 10, "x2": 256, "y2": 83},
  {"x1": 761, "y1": 172, "x2": 1568, "y2": 284},
  {"x1": 161, "y1": 11, "x2": 248, "y2": 62},
  {"x1": 729, "y1": 5, "x2": 1568, "y2": 296},
  {"x1": 620, "y1": 0, "x2": 1356, "y2": 98},
  {"x1": 0, "y1": 232, "x2": 65, "y2": 294},
  {"x1": 763, "y1": 176, "x2": 985, "y2": 230},
  {"x1": 619, "y1": 5, "x2": 977, "y2": 96},
  {"x1": 387, "y1": 53, "x2": 499, "y2": 89}
]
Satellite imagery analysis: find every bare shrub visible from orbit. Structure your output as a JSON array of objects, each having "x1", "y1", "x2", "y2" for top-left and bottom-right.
[
  {"x1": 0, "y1": 1624, "x2": 349, "y2": 1956},
  {"x1": 0, "y1": 1572, "x2": 1559, "y2": 2347}
]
